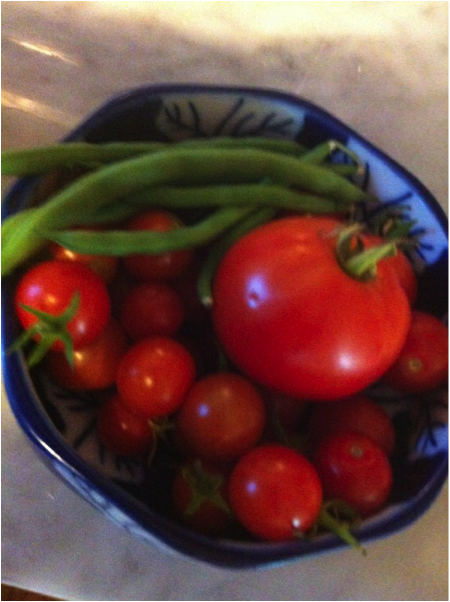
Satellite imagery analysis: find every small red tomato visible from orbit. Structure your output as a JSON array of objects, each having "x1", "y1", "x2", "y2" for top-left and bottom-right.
[
  {"x1": 171, "y1": 460, "x2": 232, "y2": 536},
  {"x1": 308, "y1": 395, "x2": 395, "y2": 455},
  {"x1": 15, "y1": 259, "x2": 111, "y2": 351},
  {"x1": 383, "y1": 311, "x2": 448, "y2": 393},
  {"x1": 97, "y1": 394, "x2": 154, "y2": 457},
  {"x1": 312, "y1": 431, "x2": 393, "y2": 517},
  {"x1": 49, "y1": 227, "x2": 118, "y2": 284},
  {"x1": 119, "y1": 281, "x2": 185, "y2": 341},
  {"x1": 44, "y1": 319, "x2": 128, "y2": 390},
  {"x1": 116, "y1": 337, "x2": 196, "y2": 419},
  {"x1": 175, "y1": 373, "x2": 266, "y2": 464},
  {"x1": 123, "y1": 210, "x2": 193, "y2": 281},
  {"x1": 228, "y1": 444, "x2": 323, "y2": 541}
]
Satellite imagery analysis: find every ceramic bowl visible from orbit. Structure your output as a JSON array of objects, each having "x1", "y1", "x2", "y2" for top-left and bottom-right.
[{"x1": 2, "y1": 84, "x2": 448, "y2": 568}]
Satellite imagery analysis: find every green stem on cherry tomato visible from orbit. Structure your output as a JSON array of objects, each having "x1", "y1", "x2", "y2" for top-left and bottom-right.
[
  {"x1": 7, "y1": 291, "x2": 80, "y2": 368},
  {"x1": 316, "y1": 501, "x2": 366, "y2": 555},
  {"x1": 181, "y1": 460, "x2": 232, "y2": 517}
]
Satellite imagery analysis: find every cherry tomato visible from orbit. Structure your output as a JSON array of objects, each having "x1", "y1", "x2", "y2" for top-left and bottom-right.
[
  {"x1": 383, "y1": 311, "x2": 448, "y2": 393},
  {"x1": 44, "y1": 319, "x2": 128, "y2": 390},
  {"x1": 308, "y1": 395, "x2": 395, "y2": 455},
  {"x1": 15, "y1": 259, "x2": 111, "y2": 351},
  {"x1": 123, "y1": 210, "x2": 193, "y2": 281},
  {"x1": 97, "y1": 394, "x2": 154, "y2": 457},
  {"x1": 116, "y1": 337, "x2": 196, "y2": 419},
  {"x1": 49, "y1": 228, "x2": 118, "y2": 284},
  {"x1": 171, "y1": 460, "x2": 232, "y2": 536},
  {"x1": 175, "y1": 372, "x2": 266, "y2": 464},
  {"x1": 118, "y1": 281, "x2": 185, "y2": 341},
  {"x1": 228, "y1": 444, "x2": 323, "y2": 541},
  {"x1": 212, "y1": 216, "x2": 411, "y2": 400},
  {"x1": 312, "y1": 431, "x2": 393, "y2": 517}
]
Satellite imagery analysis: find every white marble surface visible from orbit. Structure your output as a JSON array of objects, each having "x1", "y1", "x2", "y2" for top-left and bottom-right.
[{"x1": 1, "y1": 2, "x2": 448, "y2": 600}]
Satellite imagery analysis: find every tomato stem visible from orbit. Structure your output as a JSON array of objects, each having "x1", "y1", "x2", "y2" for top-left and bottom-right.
[
  {"x1": 316, "y1": 503, "x2": 366, "y2": 555},
  {"x1": 335, "y1": 224, "x2": 397, "y2": 281},
  {"x1": 7, "y1": 291, "x2": 80, "y2": 367}
]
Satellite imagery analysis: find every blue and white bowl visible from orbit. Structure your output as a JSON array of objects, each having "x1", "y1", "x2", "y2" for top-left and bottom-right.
[{"x1": 2, "y1": 84, "x2": 448, "y2": 568}]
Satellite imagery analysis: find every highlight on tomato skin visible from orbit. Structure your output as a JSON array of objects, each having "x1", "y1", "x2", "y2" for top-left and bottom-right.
[
  {"x1": 116, "y1": 337, "x2": 197, "y2": 420},
  {"x1": 228, "y1": 444, "x2": 323, "y2": 541}
]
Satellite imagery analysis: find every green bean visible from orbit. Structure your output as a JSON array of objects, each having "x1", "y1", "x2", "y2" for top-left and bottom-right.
[
  {"x1": 197, "y1": 207, "x2": 278, "y2": 308},
  {"x1": 1, "y1": 137, "x2": 307, "y2": 176},
  {"x1": 44, "y1": 206, "x2": 258, "y2": 256},
  {"x1": 126, "y1": 183, "x2": 343, "y2": 214},
  {"x1": 2, "y1": 147, "x2": 367, "y2": 276}
]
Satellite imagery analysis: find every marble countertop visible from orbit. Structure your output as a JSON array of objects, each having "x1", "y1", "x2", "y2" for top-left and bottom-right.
[{"x1": 2, "y1": 3, "x2": 448, "y2": 600}]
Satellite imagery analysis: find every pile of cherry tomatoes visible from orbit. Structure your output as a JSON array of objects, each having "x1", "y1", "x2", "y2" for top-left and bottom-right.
[{"x1": 12, "y1": 208, "x2": 448, "y2": 544}]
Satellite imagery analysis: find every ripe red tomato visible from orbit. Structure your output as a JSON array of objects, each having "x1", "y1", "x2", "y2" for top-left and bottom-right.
[
  {"x1": 116, "y1": 337, "x2": 196, "y2": 419},
  {"x1": 49, "y1": 228, "x2": 118, "y2": 284},
  {"x1": 228, "y1": 444, "x2": 322, "y2": 541},
  {"x1": 212, "y1": 216, "x2": 411, "y2": 400},
  {"x1": 308, "y1": 395, "x2": 395, "y2": 455},
  {"x1": 44, "y1": 319, "x2": 128, "y2": 390},
  {"x1": 123, "y1": 210, "x2": 193, "y2": 281},
  {"x1": 171, "y1": 460, "x2": 232, "y2": 536},
  {"x1": 383, "y1": 311, "x2": 448, "y2": 393},
  {"x1": 15, "y1": 259, "x2": 111, "y2": 351},
  {"x1": 97, "y1": 394, "x2": 154, "y2": 457},
  {"x1": 175, "y1": 372, "x2": 266, "y2": 464},
  {"x1": 118, "y1": 281, "x2": 185, "y2": 341},
  {"x1": 312, "y1": 431, "x2": 393, "y2": 517}
]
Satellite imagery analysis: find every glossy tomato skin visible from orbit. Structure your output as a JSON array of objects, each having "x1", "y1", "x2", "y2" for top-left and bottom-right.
[
  {"x1": 228, "y1": 444, "x2": 323, "y2": 541},
  {"x1": 119, "y1": 281, "x2": 185, "y2": 341},
  {"x1": 44, "y1": 319, "x2": 128, "y2": 390},
  {"x1": 97, "y1": 394, "x2": 154, "y2": 457},
  {"x1": 308, "y1": 395, "x2": 395, "y2": 455},
  {"x1": 175, "y1": 373, "x2": 266, "y2": 464},
  {"x1": 382, "y1": 311, "x2": 448, "y2": 393},
  {"x1": 15, "y1": 260, "x2": 111, "y2": 350},
  {"x1": 212, "y1": 216, "x2": 411, "y2": 400},
  {"x1": 312, "y1": 431, "x2": 393, "y2": 517},
  {"x1": 116, "y1": 337, "x2": 196, "y2": 419},
  {"x1": 123, "y1": 210, "x2": 193, "y2": 281}
]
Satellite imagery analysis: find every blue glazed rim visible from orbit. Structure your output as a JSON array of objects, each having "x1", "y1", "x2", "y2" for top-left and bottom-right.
[{"x1": 2, "y1": 84, "x2": 448, "y2": 568}]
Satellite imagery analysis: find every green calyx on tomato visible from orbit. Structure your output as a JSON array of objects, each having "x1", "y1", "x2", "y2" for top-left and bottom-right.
[
  {"x1": 335, "y1": 223, "x2": 397, "y2": 282},
  {"x1": 180, "y1": 460, "x2": 231, "y2": 517},
  {"x1": 8, "y1": 291, "x2": 80, "y2": 368}
]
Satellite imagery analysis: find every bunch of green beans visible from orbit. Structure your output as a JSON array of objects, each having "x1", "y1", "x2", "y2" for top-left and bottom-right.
[{"x1": 1, "y1": 137, "x2": 367, "y2": 278}]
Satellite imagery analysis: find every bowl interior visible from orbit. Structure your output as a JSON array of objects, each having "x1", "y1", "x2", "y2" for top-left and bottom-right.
[{"x1": 2, "y1": 85, "x2": 448, "y2": 568}]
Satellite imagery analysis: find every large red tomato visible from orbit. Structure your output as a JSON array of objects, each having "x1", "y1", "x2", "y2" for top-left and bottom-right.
[{"x1": 212, "y1": 216, "x2": 411, "y2": 400}]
